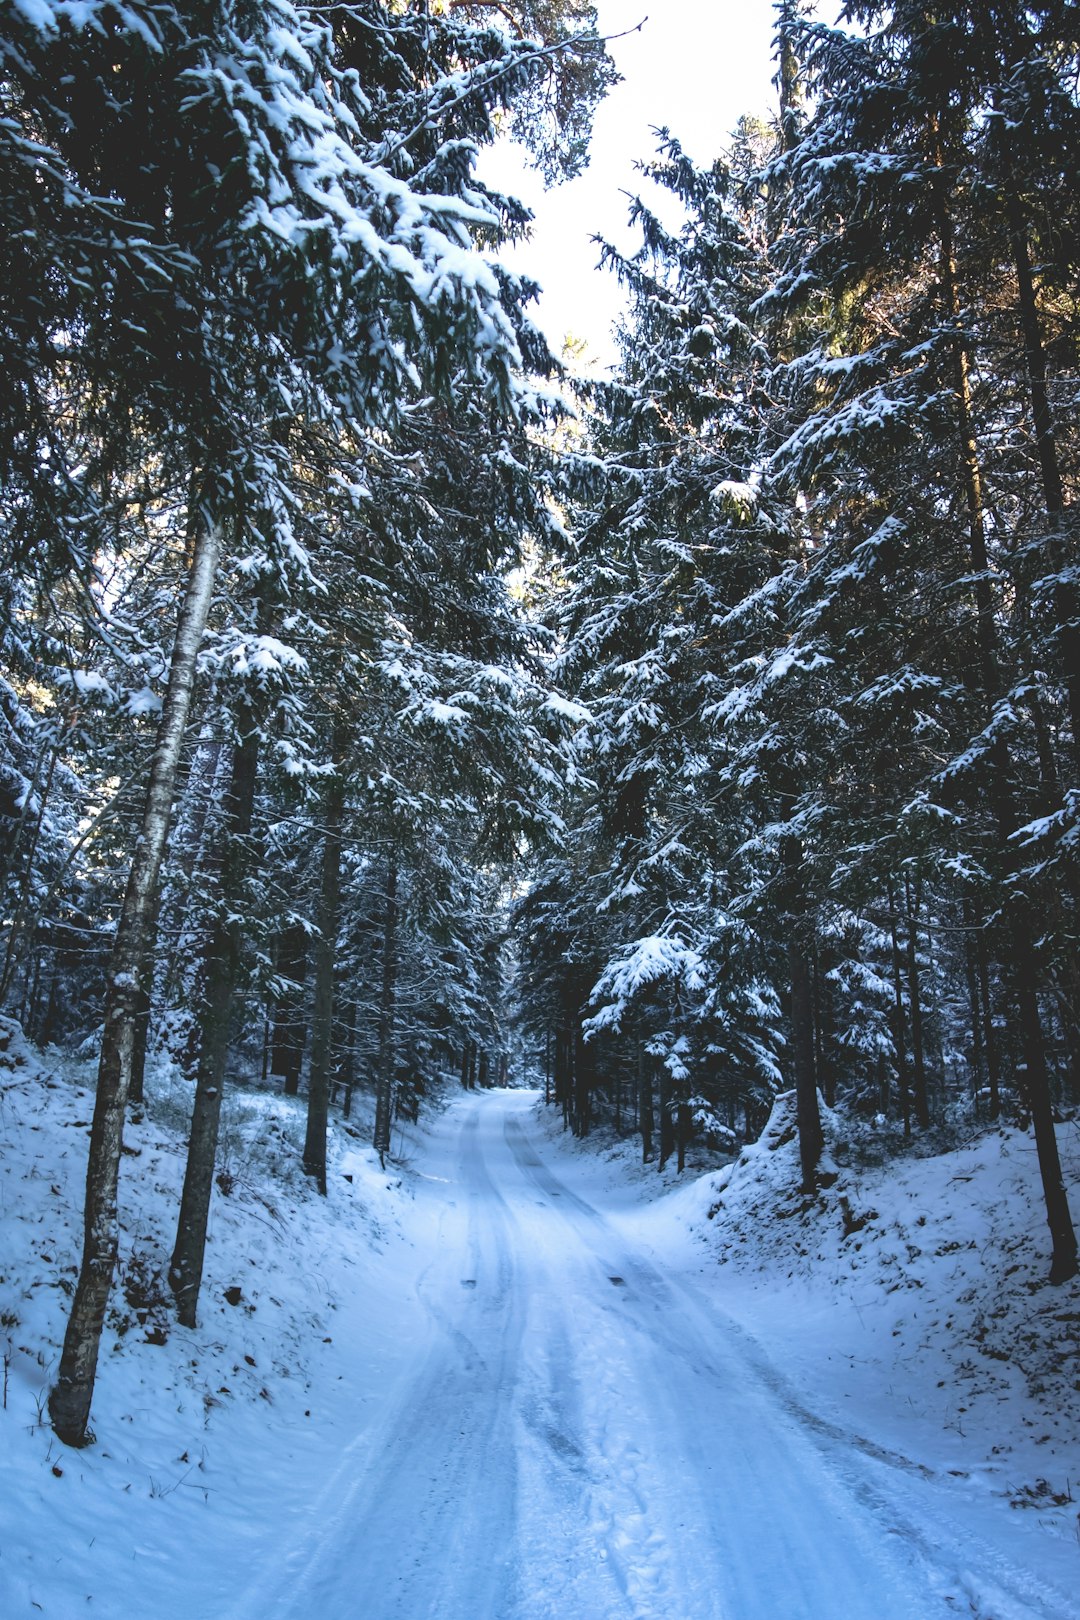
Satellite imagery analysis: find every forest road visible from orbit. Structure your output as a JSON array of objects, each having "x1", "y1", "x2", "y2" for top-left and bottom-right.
[{"x1": 233, "y1": 1091, "x2": 1079, "y2": 1620}]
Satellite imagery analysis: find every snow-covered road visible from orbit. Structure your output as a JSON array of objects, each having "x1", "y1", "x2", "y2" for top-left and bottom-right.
[{"x1": 233, "y1": 1091, "x2": 1078, "y2": 1620}]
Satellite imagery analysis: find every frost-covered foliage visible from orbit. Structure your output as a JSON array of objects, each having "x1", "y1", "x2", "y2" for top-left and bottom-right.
[
  {"x1": 523, "y1": 3, "x2": 1079, "y2": 1285},
  {"x1": 0, "y1": 0, "x2": 618, "y2": 1411}
]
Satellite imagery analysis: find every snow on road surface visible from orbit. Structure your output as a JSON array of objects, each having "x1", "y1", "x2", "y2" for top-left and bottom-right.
[{"x1": 230, "y1": 1091, "x2": 1080, "y2": 1620}]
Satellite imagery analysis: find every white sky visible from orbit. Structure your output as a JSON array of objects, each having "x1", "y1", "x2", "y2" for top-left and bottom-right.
[{"x1": 479, "y1": 0, "x2": 779, "y2": 369}]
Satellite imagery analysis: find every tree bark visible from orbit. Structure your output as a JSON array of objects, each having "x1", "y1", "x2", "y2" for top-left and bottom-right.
[
  {"x1": 573, "y1": 1023, "x2": 590, "y2": 1137},
  {"x1": 657, "y1": 1065, "x2": 674, "y2": 1171},
  {"x1": 169, "y1": 715, "x2": 259, "y2": 1325},
  {"x1": 783, "y1": 835, "x2": 822, "y2": 1189},
  {"x1": 339, "y1": 996, "x2": 358, "y2": 1119},
  {"x1": 638, "y1": 1050, "x2": 653, "y2": 1163},
  {"x1": 49, "y1": 506, "x2": 221, "y2": 1447},
  {"x1": 372, "y1": 858, "x2": 398, "y2": 1163},
  {"x1": 904, "y1": 876, "x2": 930, "y2": 1130},
  {"x1": 976, "y1": 938, "x2": 1001, "y2": 1122},
  {"x1": 676, "y1": 1091, "x2": 690, "y2": 1173},
  {"x1": 1014, "y1": 951, "x2": 1078, "y2": 1282},
  {"x1": 271, "y1": 923, "x2": 308, "y2": 1095},
  {"x1": 303, "y1": 742, "x2": 348, "y2": 1193}
]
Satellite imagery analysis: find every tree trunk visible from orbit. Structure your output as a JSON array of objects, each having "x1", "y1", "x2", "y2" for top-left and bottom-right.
[
  {"x1": 676, "y1": 1091, "x2": 691, "y2": 1173},
  {"x1": 962, "y1": 904, "x2": 987, "y2": 1116},
  {"x1": 303, "y1": 742, "x2": 348, "y2": 1193},
  {"x1": 169, "y1": 717, "x2": 259, "y2": 1325},
  {"x1": 272, "y1": 923, "x2": 308, "y2": 1096},
  {"x1": 784, "y1": 835, "x2": 822, "y2": 1189},
  {"x1": 1014, "y1": 948, "x2": 1078, "y2": 1282},
  {"x1": 904, "y1": 876, "x2": 930, "y2": 1130},
  {"x1": 49, "y1": 506, "x2": 221, "y2": 1447},
  {"x1": 638, "y1": 1051, "x2": 653, "y2": 1164},
  {"x1": 339, "y1": 997, "x2": 357, "y2": 1119},
  {"x1": 128, "y1": 883, "x2": 162, "y2": 1115},
  {"x1": 813, "y1": 949, "x2": 834, "y2": 1107},
  {"x1": 372, "y1": 859, "x2": 398, "y2": 1163},
  {"x1": 975, "y1": 924, "x2": 1002, "y2": 1126},
  {"x1": 657, "y1": 1065, "x2": 674, "y2": 1170},
  {"x1": 573, "y1": 1023, "x2": 590, "y2": 1137}
]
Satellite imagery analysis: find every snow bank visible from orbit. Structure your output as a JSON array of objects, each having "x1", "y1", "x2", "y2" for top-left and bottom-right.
[
  {"x1": 530, "y1": 1090, "x2": 1080, "y2": 1555},
  {"x1": 0, "y1": 1016, "x2": 429, "y2": 1618}
]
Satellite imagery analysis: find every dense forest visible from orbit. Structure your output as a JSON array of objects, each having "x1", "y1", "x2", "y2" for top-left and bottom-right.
[{"x1": 1, "y1": 0, "x2": 1078, "y2": 1460}]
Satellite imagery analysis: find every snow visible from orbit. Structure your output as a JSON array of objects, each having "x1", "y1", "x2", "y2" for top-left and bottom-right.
[
  {"x1": 2, "y1": 1031, "x2": 1078, "y2": 1618},
  {"x1": 425, "y1": 699, "x2": 469, "y2": 726},
  {"x1": 542, "y1": 694, "x2": 593, "y2": 724}
]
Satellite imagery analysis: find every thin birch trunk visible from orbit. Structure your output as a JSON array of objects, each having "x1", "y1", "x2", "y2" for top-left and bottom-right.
[{"x1": 49, "y1": 508, "x2": 221, "y2": 1447}]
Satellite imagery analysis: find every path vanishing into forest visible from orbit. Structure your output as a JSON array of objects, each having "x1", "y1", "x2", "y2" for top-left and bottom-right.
[{"x1": 229, "y1": 1092, "x2": 1079, "y2": 1620}]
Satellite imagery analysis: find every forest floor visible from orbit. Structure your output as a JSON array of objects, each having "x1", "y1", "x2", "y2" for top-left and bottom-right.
[{"x1": 1, "y1": 1023, "x2": 1078, "y2": 1618}]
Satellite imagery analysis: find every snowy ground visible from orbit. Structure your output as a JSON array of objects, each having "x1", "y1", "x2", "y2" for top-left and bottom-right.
[{"x1": 1, "y1": 1026, "x2": 1078, "y2": 1618}]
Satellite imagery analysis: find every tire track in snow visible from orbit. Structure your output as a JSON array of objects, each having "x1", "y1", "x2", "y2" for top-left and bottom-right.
[
  {"x1": 501, "y1": 1112, "x2": 723, "y2": 1620},
  {"x1": 503, "y1": 1104, "x2": 1080, "y2": 1620},
  {"x1": 229, "y1": 1105, "x2": 526, "y2": 1620},
  {"x1": 232, "y1": 1094, "x2": 1079, "y2": 1620}
]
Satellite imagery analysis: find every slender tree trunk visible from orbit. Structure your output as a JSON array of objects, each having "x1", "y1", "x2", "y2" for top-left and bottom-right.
[
  {"x1": 303, "y1": 742, "x2": 348, "y2": 1193},
  {"x1": 904, "y1": 876, "x2": 930, "y2": 1130},
  {"x1": 340, "y1": 997, "x2": 357, "y2": 1120},
  {"x1": 154, "y1": 729, "x2": 227, "y2": 1023},
  {"x1": 783, "y1": 835, "x2": 822, "y2": 1189},
  {"x1": 260, "y1": 1007, "x2": 271, "y2": 1086},
  {"x1": 638, "y1": 1051, "x2": 653, "y2": 1164},
  {"x1": 813, "y1": 949, "x2": 834, "y2": 1107},
  {"x1": 976, "y1": 932, "x2": 1001, "y2": 1121},
  {"x1": 272, "y1": 923, "x2": 308, "y2": 1096},
  {"x1": 657, "y1": 1065, "x2": 674, "y2": 1170},
  {"x1": 372, "y1": 859, "x2": 398, "y2": 1163},
  {"x1": 963, "y1": 904, "x2": 987, "y2": 1115},
  {"x1": 1015, "y1": 954, "x2": 1078, "y2": 1282},
  {"x1": 128, "y1": 883, "x2": 162, "y2": 1114},
  {"x1": 676, "y1": 1090, "x2": 690, "y2": 1173},
  {"x1": 889, "y1": 892, "x2": 912, "y2": 1139},
  {"x1": 573, "y1": 1023, "x2": 590, "y2": 1137},
  {"x1": 169, "y1": 717, "x2": 259, "y2": 1325},
  {"x1": 49, "y1": 507, "x2": 221, "y2": 1447}
]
